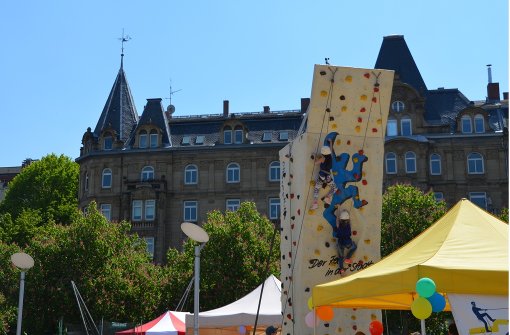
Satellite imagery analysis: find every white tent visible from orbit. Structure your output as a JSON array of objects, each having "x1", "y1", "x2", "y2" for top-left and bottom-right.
[{"x1": 185, "y1": 275, "x2": 282, "y2": 335}]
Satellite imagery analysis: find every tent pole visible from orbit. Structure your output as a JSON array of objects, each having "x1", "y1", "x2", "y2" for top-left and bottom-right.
[{"x1": 420, "y1": 319, "x2": 426, "y2": 335}]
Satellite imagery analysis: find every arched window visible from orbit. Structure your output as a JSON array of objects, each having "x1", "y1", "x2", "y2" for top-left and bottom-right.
[
  {"x1": 467, "y1": 153, "x2": 484, "y2": 174},
  {"x1": 141, "y1": 166, "x2": 154, "y2": 181},
  {"x1": 234, "y1": 125, "x2": 243, "y2": 144},
  {"x1": 391, "y1": 101, "x2": 405, "y2": 112},
  {"x1": 185, "y1": 164, "x2": 198, "y2": 185},
  {"x1": 405, "y1": 151, "x2": 417, "y2": 173},
  {"x1": 139, "y1": 130, "x2": 148, "y2": 148},
  {"x1": 102, "y1": 168, "x2": 112, "y2": 188},
  {"x1": 385, "y1": 152, "x2": 397, "y2": 174},
  {"x1": 474, "y1": 114, "x2": 485, "y2": 133},
  {"x1": 461, "y1": 115, "x2": 472, "y2": 134},
  {"x1": 224, "y1": 126, "x2": 232, "y2": 144},
  {"x1": 429, "y1": 154, "x2": 441, "y2": 175},
  {"x1": 226, "y1": 162, "x2": 240, "y2": 183},
  {"x1": 401, "y1": 118, "x2": 412, "y2": 136},
  {"x1": 150, "y1": 129, "x2": 158, "y2": 148},
  {"x1": 269, "y1": 161, "x2": 281, "y2": 182}
]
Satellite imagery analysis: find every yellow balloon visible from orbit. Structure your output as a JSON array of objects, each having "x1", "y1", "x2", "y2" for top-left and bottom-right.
[
  {"x1": 411, "y1": 297, "x2": 432, "y2": 320},
  {"x1": 307, "y1": 296, "x2": 313, "y2": 310}
]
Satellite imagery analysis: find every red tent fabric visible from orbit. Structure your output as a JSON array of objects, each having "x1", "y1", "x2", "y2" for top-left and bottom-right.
[{"x1": 116, "y1": 311, "x2": 188, "y2": 335}]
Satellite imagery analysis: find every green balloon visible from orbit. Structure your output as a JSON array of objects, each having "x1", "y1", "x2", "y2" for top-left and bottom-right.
[
  {"x1": 416, "y1": 277, "x2": 436, "y2": 298},
  {"x1": 411, "y1": 297, "x2": 432, "y2": 319}
]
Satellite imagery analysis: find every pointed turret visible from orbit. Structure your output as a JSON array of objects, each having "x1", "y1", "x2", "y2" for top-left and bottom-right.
[
  {"x1": 94, "y1": 58, "x2": 138, "y2": 144},
  {"x1": 128, "y1": 98, "x2": 172, "y2": 148}
]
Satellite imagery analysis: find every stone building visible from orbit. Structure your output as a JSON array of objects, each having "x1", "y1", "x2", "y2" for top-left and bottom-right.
[{"x1": 77, "y1": 35, "x2": 508, "y2": 262}]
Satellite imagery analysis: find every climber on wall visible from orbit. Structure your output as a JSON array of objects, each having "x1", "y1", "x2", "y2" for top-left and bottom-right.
[
  {"x1": 333, "y1": 208, "x2": 357, "y2": 274},
  {"x1": 310, "y1": 138, "x2": 338, "y2": 210}
]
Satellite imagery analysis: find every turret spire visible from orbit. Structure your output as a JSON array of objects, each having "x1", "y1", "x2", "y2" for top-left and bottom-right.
[{"x1": 118, "y1": 29, "x2": 131, "y2": 70}]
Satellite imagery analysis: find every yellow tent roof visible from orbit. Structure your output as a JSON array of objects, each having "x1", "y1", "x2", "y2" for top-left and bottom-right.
[{"x1": 312, "y1": 199, "x2": 508, "y2": 310}]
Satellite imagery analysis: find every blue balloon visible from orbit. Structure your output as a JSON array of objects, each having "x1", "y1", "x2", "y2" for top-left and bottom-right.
[
  {"x1": 416, "y1": 277, "x2": 436, "y2": 298},
  {"x1": 427, "y1": 292, "x2": 446, "y2": 312}
]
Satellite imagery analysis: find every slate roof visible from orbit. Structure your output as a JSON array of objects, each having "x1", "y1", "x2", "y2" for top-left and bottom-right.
[
  {"x1": 425, "y1": 89, "x2": 470, "y2": 125},
  {"x1": 128, "y1": 98, "x2": 171, "y2": 147},
  {"x1": 94, "y1": 64, "x2": 139, "y2": 142}
]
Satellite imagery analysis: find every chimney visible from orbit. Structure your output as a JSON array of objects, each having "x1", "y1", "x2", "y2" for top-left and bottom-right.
[
  {"x1": 503, "y1": 92, "x2": 509, "y2": 100},
  {"x1": 223, "y1": 100, "x2": 229, "y2": 117},
  {"x1": 263, "y1": 106, "x2": 270, "y2": 114},
  {"x1": 301, "y1": 98, "x2": 310, "y2": 113},
  {"x1": 487, "y1": 64, "x2": 493, "y2": 83},
  {"x1": 487, "y1": 83, "x2": 500, "y2": 101}
]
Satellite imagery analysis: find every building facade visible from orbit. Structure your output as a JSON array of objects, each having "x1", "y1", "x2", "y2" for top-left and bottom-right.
[{"x1": 77, "y1": 35, "x2": 508, "y2": 263}]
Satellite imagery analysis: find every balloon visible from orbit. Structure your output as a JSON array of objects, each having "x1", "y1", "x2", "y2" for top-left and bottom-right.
[
  {"x1": 427, "y1": 292, "x2": 446, "y2": 312},
  {"x1": 411, "y1": 296, "x2": 433, "y2": 319},
  {"x1": 238, "y1": 326, "x2": 246, "y2": 335},
  {"x1": 369, "y1": 320, "x2": 384, "y2": 335},
  {"x1": 316, "y1": 306, "x2": 334, "y2": 321},
  {"x1": 305, "y1": 311, "x2": 316, "y2": 328},
  {"x1": 416, "y1": 277, "x2": 436, "y2": 298},
  {"x1": 307, "y1": 297, "x2": 313, "y2": 310}
]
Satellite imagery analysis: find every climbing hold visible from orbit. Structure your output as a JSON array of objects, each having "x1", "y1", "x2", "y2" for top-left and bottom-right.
[
  {"x1": 317, "y1": 225, "x2": 324, "y2": 232},
  {"x1": 360, "y1": 95, "x2": 367, "y2": 101},
  {"x1": 291, "y1": 216, "x2": 295, "y2": 220},
  {"x1": 355, "y1": 126, "x2": 361, "y2": 133},
  {"x1": 373, "y1": 87, "x2": 379, "y2": 92},
  {"x1": 353, "y1": 231, "x2": 357, "y2": 236},
  {"x1": 287, "y1": 314, "x2": 292, "y2": 319},
  {"x1": 314, "y1": 249, "x2": 320, "y2": 256},
  {"x1": 340, "y1": 95, "x2": 346, "y2": 100},
  {"x1": 326, "y1": 108, "x2": 331, "y2": 113},
  {"x1": 305, "y1": 287, "x2": 310, "y2": 292},
  {"x1": 284, "y1": 235, "x2": 288, "y2": 240},
  {"x1": 290, "y1": 193, "x2": 295, "y2": 199},
  {"x1": 341, "y1": 106, "x2": 348, "y2": 112},
  {"x1": 363, "y1": 73, "x2": 370, "y2": 78},
  {"x1": 325, "y1": 242, "x2": 330, "y2": 247},
  {"x1": 285, "y1": 194, "x2": 289, "y2": 199},
  {"x1": 324, "y1": 323, "x2": 330, "y2": 327},
  {"x1": 320, "y1": 90, "x2": 328, "y2": 97},
  {"x1": 290, "y1": 174, "x2": 293, "y2": 179},
  {"x1": 362, "y1": 180, "x2": 367, "y2": 185},
  {"x1": 345, "y1": 75, "x2": 352, "y2": 82},
  {"x1": 364, "y1": 240, "x2": 371, "y2": 245},
  {"x1": 320, "y1": 71, "x2": 326, "y2": 76},
  {"x1": 347, "y1": 140, "x2": 351, "y2": 145},
  {"x1": 331, "y1": 124, "x2": 337, "y2": 129},
  {"x1": 372, "y1": 97, "x2": 377, "y2": 103},
  {"x1": 353, "y1": 325, "x2": 357, "y2": 331},
  {"x1": 297, "y1": 209, "x2": 301, "y2": 215},
  {"x1": 282, "y1": 255, "x2": 285, "y2": 259},
  {"x1": 376, "y1": 118, "x2": 382, "y2": 125},
  {"x1": 336, "y1": 139, "x2": 341, "y2": 145},
  {"x1": 357, "y1": 117, "x2": 362, "y2": 123},
  {"x1": 329, "y1": 116, "x2": 334, "y2": 121},
  {"x1": 360, "y1": 107, "x2": 366, "y2": 113},
  {"x1": 364, "y1": 256, "x2": 369, "y2": 261},
  {"x1": 358, "y1": 149, "x2": 364, "y2": 155},
  {"x1": 351, "y1": 315, "x2": 357, "y2": 320},
  {"x1": 372, "y1": 128, "x2": 378, "y2": 133},
  {"x1": 308, "y1": 209, "x2": 314, "y2": 215},
  {"x1": 292, "y1": 241, "x2": 296, "y2": 246},
  {"x1": 291, "y1": 224, "x2": 295, "y2": 229},
  {"x1": 297, "y1": 195, "x2": 300, "y2": 199},
  {"x1": 361, "y1": 199, "x2": 368, "y2": 206}
]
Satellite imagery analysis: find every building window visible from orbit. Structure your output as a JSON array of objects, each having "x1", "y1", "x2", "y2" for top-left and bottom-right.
[
  {"x1": 429, "y1": 154, "x2": 441, "y2": 175},
  {"x1": 474, "y1": 114, "x2": 485, "y2": 133},
  {"x1": 269, "y1": 198, "x2": 280, "y2": 220},
  {"x1": 469, "y1": 192, "x2": 487, "y2": 209},
  {"x1": 181, "y1": 136, "x2": 191, "y2": 145},
  {"x1": 226, "y1": 163, "x2": 240, "y2": 183},
  {"x1": 100, "y1": 204, "x2": 111, "y2": 221},
  {"x1": 102, "y1": 168, "x2": 112, "y2": 188},
  {"x1": 185, "y1": 164, "x2": 198, "y2": 185},
  {"x1": 387, "y1": 119, "x2": 397, "y2": 136},
  {"x1": 262, "y1": 132, "x2": 272, "y2": 142},
  {"x1": 103, "y1": 135, "x2": 113, "y2": 150},
  {"x1": 467, "y1": 153, "x2": 484, "y2": 174},
  {"x1": 132, "y1": 200, "x2": 143, "y2": 221},
  {"x1": 224, "y1": 126, "x2": 232, "y2": 144},
  {"x1": 391, "y1": 101, "x2": 405, "y2": 112},
  {"x1": 401, "y1": 118, "x2": 412, "y2": 136},
  {"x1": 234, "y1": 126, "x2": 243, "y2": 144},
  {"x1": 184, "y1": 201, "x2": 198, "y2": 222},
  {"x1": 195, "y1": 135, "x2": 205, "y2": 145},
  {"x1": 144, "y1": 237, "x2": 155, "y2": 258},
  {"x1": 269, "y1": 161, "x2": 281, "y2": 182},
  {"x1": 279, "y1": 131, "x2": 289, "y2": 141},
  {"x1": 84, "y1": 173, "x2": 89, "y2": 192},
  {"x1": 405, "y1": 151, "x2": 417, "y2": 173},
  {"x1": 141, "y1": 166, "x2": 154, "y2": 181},
  {"x1": 139, "y1": 130, "x2": 148, "y2": 148},
  {"x1": 226, "y1": 199, "x2": 240, "y2": 211},
  {"x1": 145, "y1": 200, "x2": 155, "y2": 221},
  {"x1": 150, "y1": 130, "x2": 158, "y2": 148},
  {"x1": 461, "y1": 116, "x2": 472, "y2": 134},
  {"x1": 434, "y1": 192, "x2": 444, "y2": 202},
  {"x1": 385, "y1": 152, "x2": 397, "y2": 174}
]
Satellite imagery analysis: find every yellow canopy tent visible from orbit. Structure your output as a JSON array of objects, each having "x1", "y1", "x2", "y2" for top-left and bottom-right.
[{"x1": 312, "y1": 199, "x2": 508, "y2": 310}]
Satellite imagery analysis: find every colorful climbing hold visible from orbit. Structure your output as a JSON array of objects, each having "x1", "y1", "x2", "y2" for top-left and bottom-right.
[
  {"x1": 340, "y1": 95, "x2": 346, "y2": 100},
  {"x1": 372, "y1": 97, "x2": 377, "y2": 103},
  {"x1": 360, "y1": 107, "x2": 366, "y2": 113},
  {"x1": 372, "y1": 128, "x2": 378, "y2": 133},
  {"x1": 364, "y1": 240, "x2": 371, "y2": 245},
  {"x1": 355, "y1": 126, "x2": 361, "y2": 133},
  {"x1": 376, "y1": 118, "x2": 382, "y2": 125},
  {"x1": 320, "y1": 90, "x2": 328, "y2": 97},
  {"x1": 362, "y1": 180, "x2": 368, "y2": 185},
  {"x1": 331, "y1": 124, "x2": 338, "y2": 129},
  {"x1": 360, "y1": 95, "x2": 367, "y2": 101},
  {"x1": 373, "y1": 87, "x2": 379, "y2": 92},
  {"x1": 317, "y1": 225, "x2": 324, "y2": 232},
  {"x1": 345, "y1": 75, "x2": 352, "y2": 82},
  {"x1": 357, "y1": 117, "x2": 362, "y2": 123},
  {"x1": 341, "y1": 106, "x2": 348, "y2": 112},
  {"x1": 363, "y1": 73, "x2": 370, "y2": 78}
]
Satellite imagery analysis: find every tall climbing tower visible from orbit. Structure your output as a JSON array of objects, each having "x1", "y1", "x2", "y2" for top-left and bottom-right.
[{"x1": 279, "y1": 65, "x2": 394, "y2": 335}]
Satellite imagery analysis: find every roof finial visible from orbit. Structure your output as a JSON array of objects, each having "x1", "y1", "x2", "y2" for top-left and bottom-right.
[{"x1": 118, "y1": 29, "x2": 131, "y2": 69}]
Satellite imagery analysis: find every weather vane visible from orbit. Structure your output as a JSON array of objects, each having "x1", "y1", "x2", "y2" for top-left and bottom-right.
[{"x1": 118, "y1": 29, "x2": 131, "y2": 56}]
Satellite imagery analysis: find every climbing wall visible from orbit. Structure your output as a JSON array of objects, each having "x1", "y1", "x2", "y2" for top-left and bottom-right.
[{"x1": 279, "y1": 65, "x2": 394, "y2": 335}]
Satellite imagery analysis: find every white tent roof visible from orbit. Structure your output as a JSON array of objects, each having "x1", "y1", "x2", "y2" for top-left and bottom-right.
[{"x1": 185, "y1": 275, "x2": 282, "y2": 328}]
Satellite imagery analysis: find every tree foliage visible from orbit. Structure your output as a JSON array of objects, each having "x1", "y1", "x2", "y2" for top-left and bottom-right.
[
  {"x1": 498, "y1": 207, "x2": 508, "y2": 223},
  {"x1": 0, "y1": 154, "x2": 79, "y2": 226},
  {"x1": 381, "y1": 184, "x2": 449, "y2": 335},
  {"x1": 162, "y1": 202, "x2": 280, "y2": 312}
]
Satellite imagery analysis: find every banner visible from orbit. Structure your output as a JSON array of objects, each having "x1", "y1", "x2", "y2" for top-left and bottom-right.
[{"x1": 448, "y1": 294, "x2": 509, "y2": 335}]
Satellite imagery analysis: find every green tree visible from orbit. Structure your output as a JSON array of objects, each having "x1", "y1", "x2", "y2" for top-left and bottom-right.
[
  {"x1": 498, "y1": 207, "x2": 508, "y2": 223},
  {"x1": 162, "y1": 202, "x2": 280, "y2": 312},
  {"x1": 1, "y1": 203, "x2": 163, "y2": 333},
  {"x1": 0, "y1": 154, "x2": 80, "y2": 226},
  {"x1": 381, "y1": 184, "x2": 448, "y2": 335}
]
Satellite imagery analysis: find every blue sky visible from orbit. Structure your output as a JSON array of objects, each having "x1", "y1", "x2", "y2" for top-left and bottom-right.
[{"x1": 0, "y1": 1, "x2": 508, "y2": 167}]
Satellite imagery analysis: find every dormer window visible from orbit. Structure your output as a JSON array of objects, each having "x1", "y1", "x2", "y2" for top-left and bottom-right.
[
  {"x1": 279, "y1": 131, "x2": 289, "y2": 141},
  {"x1": 474, "y1": 114, "x2": 485, "y2": 133},
  {"x1": 139, "y1": 130, "x2": 148, "y2": 148},
  {"x1": 391, "y1": 101, "x2": 405, "y2": 113},
  {"x1": 150, "y1": 130, "x2": 158, "y2": 148},
  {"x1": 401, "y1": 118, "x2": 412, "y2": 136},
  {"x1": 195, "y1": 135, "x2": 205, "y2": 145},
  {"x1": 234, "y1": 126, "x2": 243, "y2": 144},
  {"x1": 262, "y1": 132, "x2": 272, "y2": 142},
  {"x1": 224, "y1": 126, "x2": 232, "y2": 144},
  {"x1": 461, "y1": 116, "x2": 472, "y2": 134},
  {"x1": 182, "y1": 136, "x2": 191, "y2": 145},
  {"x1": 103, "y1": 135, "x2": 113, "y2": 150}
]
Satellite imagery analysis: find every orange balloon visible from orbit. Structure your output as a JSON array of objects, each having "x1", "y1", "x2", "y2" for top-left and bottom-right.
[{"x1": 316, "y1": 306, "x2": 334, "y2": 321}]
